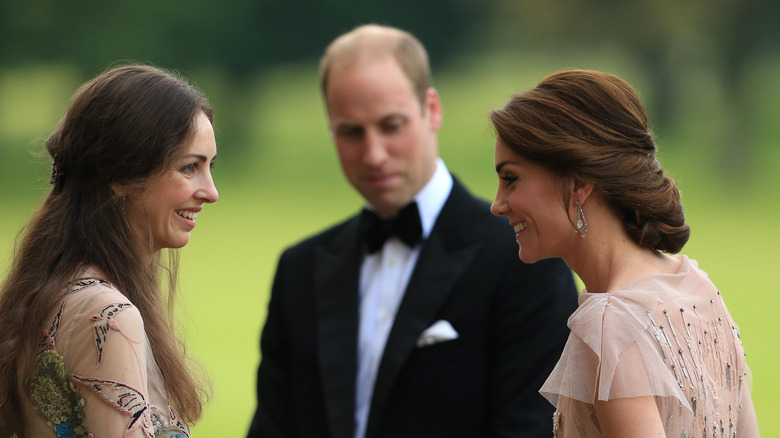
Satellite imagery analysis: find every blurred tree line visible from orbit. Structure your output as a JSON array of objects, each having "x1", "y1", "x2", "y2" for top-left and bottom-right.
[
  {"x1": 0, "y1": 0, "x2": 486, "y2": 183},
  {"x1": 486, "y1": 0, "x2": 780, "y2": 176},
  {"x1": 1, "y1": 0, "x2": 777, "y2": 178},
  {"x1": 0, "y1": 0, "x2": 485, "y2": 77}
]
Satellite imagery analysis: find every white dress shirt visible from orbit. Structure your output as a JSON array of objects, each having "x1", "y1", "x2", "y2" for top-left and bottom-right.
[{"x1": 354, "y1": 159, "x2": 453, "y2": 438}]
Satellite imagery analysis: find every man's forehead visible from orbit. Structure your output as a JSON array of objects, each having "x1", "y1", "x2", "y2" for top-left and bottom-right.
[{"x1": 328, "y1": 54, "x2": 399, "y2": 83}]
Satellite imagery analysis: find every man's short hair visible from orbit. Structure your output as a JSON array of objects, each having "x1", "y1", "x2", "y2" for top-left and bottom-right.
[{"x1": 319, "y1": 24, "x2": 432, "y2": 106}]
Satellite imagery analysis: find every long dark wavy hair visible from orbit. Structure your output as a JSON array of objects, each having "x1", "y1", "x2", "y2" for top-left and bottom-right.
[
  {"x1": 0, "y1": 64, "x2": 213, "y2": 435},
  {"x1": 491, "y1": 69, "x2": 690, "y2": 253}
]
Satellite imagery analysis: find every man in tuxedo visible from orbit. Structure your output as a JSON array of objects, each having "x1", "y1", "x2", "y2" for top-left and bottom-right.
[{"x1": 248, "y1": 24, "x2": 578, "y2": 438}]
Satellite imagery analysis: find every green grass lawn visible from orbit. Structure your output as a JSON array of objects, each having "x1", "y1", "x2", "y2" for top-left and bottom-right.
[{"x1": 1, "y1": 52, "x2": 777, "y2": 435}]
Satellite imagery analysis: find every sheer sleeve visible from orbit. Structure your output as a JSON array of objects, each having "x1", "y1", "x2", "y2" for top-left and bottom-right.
[
  {"x1": 25, "y1": 276, "x2": 190, "y2": 437},
  {"x1": 738, "y1": 372, "x2": 760, "y2": 437},
  {"x1": 540, "y1": 290, "x2": 689, "y2": 410},
  {"x1": 57, "y1": 284, "x2": 155, "y2": 438}
]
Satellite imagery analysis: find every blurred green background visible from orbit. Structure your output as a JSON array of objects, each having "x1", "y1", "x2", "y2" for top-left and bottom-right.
[{"x1": 1, "y1": 1, "x2": 777, "y2": 435}]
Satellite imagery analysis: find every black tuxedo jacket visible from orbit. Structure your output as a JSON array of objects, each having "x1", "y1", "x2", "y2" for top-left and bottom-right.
[{"x1": 248, "y1": 178, "x2": 578, "y2": 438}]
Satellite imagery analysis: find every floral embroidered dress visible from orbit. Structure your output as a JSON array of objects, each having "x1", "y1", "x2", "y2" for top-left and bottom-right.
[
  {"x1": 540, "y1": 255, "x2": 760, "y2": 437},
  {"x1": 18, "y1": 268, "x2": 190, "y2": 437}
]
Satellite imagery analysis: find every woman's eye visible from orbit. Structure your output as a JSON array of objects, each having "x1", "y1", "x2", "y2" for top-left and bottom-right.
[
  {"x1": 182, "y1": 163, "x2": 197, "y2": 174},
  {"x1": 500, "y1": 175, "x2": 517, "y2": 186}
]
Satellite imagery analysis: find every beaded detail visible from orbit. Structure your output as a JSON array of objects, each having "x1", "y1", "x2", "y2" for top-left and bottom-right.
[
  {"x1": 647, "y1": 293, "x2": 747, "y2": 438},
  {"x1": 552, "y1": 410, "x2": 562, "y2": 436},
  {"x1": 540, "y1": 256, "x2": 757, "y2": 437}
]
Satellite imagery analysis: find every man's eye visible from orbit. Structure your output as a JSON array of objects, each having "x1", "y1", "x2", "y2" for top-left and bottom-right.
[
  {"x1": 382, "y1": 120, "x2": 404, "y2": 134},
  {"x1": 338, "y1": 127, "x2": 363, "y2": 139}
]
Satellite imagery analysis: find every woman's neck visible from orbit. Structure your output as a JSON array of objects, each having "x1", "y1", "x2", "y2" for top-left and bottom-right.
[
  {"x1": 564, "y1": 204, "x2": 679, "y2": 294},
  {"x1": 574, "y1": 241, "x2": 673, "y2": 294}
]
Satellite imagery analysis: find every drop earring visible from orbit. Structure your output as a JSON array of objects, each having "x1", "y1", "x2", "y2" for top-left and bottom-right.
[{"x1": 575, "y1": 201, "x2": 588, "y2": 238}]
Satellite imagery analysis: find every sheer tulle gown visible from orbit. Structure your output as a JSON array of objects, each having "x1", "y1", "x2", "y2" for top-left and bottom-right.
[{"x1": 540, "y1": 256, "x2": 759, "y2": 437}]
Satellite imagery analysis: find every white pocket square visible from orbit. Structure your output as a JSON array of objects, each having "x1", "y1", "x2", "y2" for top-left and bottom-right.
[{"x1": 416, "y1": 320, "x2": 459, "y2": 347}]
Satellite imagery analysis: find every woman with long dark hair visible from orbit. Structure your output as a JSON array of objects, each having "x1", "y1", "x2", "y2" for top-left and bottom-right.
[{"x1": 0, "y1": 64, "x2": 218, "y2": 437}]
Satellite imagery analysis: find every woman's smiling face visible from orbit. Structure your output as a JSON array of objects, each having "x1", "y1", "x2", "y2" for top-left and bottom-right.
[
  {"x1": 490, "y1": 138, "x2": 576, "y2": 263},
  {"x1": 130, "y1": 111, "x2": 219, "y2": 254}
]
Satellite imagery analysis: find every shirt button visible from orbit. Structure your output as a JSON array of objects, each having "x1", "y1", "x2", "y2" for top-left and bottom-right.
[{"x1": 380, "y1": 314, "x2": 390, "y2": 323}]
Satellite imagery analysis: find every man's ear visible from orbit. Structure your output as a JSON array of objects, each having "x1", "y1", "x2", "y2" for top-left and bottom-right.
[{"x1": 425, "y1": 87, "x2": 443, "y2": 132}]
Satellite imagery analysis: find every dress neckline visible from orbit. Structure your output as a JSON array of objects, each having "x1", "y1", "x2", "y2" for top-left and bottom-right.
[{"x1": 578, "y1": 255, "x2": 705, "y2": 305}]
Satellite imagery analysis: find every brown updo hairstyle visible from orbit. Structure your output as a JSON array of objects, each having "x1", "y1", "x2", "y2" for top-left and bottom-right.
[{"x1": 490, "y1": 69, "x2": 690, "y2": 253}]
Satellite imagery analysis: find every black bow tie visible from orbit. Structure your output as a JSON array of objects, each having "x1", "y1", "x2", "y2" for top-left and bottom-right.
[{"x1": 360, "y1": 202, "x2": 423, "y2": 254}]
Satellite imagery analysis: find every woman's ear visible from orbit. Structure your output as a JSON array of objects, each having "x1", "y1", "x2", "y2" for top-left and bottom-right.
[
  {"x1": 110, "y1": 183, "x2": 126, "y2": 197},
  {"x1": 573, "y1": 177, "x2": 594, "y2": 204}
]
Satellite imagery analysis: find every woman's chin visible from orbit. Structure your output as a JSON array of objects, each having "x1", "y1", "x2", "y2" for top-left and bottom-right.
[{"x1": 517, "y1": 246, "x2": 543, "y2": 264}]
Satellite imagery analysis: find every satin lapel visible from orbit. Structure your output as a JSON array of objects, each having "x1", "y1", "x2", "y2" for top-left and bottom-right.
[
  {"x1": 315, "y1": 219, "x2": 362, "y2": 438},
  {"x1": 365, "y1": 210, "x2": 482, "y2": 437}
]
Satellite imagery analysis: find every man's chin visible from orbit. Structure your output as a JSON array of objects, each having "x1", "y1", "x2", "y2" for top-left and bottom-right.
[{"x1": 365, "y1": 195, "x2": 410, "y2": 218}]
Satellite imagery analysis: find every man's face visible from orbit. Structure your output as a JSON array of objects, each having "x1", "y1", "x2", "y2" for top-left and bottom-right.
[{"x1": 325, "y1": 56, "x2": 441, "y2": 218}]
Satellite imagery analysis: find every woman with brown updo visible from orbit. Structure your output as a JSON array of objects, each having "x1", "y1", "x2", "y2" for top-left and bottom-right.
[
  {"x1": 0, "y1": 65, "x2": 218, "y2": 437},
  {"x1": 490, "y1": 70, "x2": 759, "y2": 437}
]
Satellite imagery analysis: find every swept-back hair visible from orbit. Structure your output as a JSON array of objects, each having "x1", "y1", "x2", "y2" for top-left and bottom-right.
[
  {"x1": 491, "y1": 69, "x2": 690, "y2": 253},
  {"x1": 0, "y1": 64, "x2": 212, "y2": 435}
]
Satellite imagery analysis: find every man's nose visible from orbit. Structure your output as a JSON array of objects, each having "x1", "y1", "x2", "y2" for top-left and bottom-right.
[{"x1": 362, "y1": 130, "x2": 388, "y2": 166}]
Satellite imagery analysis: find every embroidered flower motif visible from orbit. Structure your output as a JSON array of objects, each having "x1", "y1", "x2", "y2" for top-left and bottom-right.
[{"x1": 28, "y1": 349, "x2": 91, "y2": 437}]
